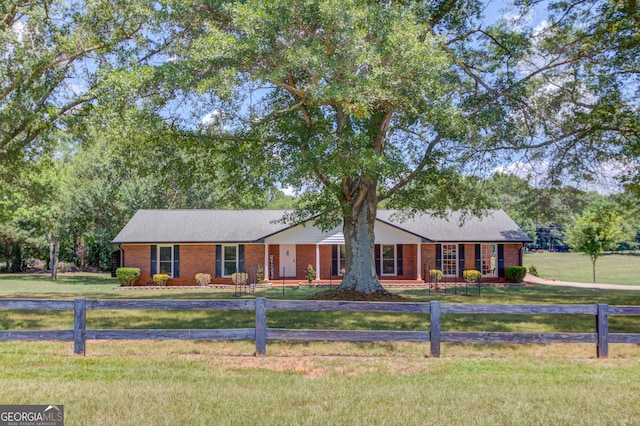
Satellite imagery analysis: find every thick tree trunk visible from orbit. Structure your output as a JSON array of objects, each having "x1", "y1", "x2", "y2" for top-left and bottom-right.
[{"x1": 335, "y1": 182, "x2": 386, "y2": 295}]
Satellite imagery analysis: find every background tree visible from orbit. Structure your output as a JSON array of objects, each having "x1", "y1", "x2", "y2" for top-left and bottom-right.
[
  {"x1": 565, "y1": 203, "x2": 629, "y2": 282},
  {"x1": 0, "y1": 0, "x2": 154, "y2": 169},
  {"x1": 148, "y1": 0, "x2": 635, "y2": 295}
]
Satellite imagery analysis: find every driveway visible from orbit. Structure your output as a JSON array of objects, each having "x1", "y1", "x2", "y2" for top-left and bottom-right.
[{"x1": 524, "y1": 274, "x2": 640, "y2": 291}]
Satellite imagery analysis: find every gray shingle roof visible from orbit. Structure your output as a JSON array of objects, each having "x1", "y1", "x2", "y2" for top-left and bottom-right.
[
  {"x1": 375, "y1": 210, "x2": 532, "y2": 243},
  {"x1": 111, "y1": 210, "x2": 292, "y2": 244},
  {"x1": 112, "y1": 209, "x2": 532, "y2": 244}
]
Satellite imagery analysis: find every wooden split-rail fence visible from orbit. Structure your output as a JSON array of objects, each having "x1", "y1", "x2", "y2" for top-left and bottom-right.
[{"x1": 0, "y1": 298, "x2": 639, "y2": 358}]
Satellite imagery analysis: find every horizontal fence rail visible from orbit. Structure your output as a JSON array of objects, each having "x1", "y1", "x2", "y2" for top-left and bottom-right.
[{"x1": 0, "y1": 298, "x2": 639, "y2": 358}]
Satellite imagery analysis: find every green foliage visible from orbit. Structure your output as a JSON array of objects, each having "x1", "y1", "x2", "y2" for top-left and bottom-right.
[
  {"x1": 153, "y1": 273, "x2": 169, "y2": 286},
  {"x1": 116, "y1": 268, "x2": 140, "y2": 286},
  {"x1": 429, "y1": 269, "x2": 443, "y2": 281},
  {"x1": 0, "y1": 0, "x2": 152, "y2": 170},
  {"x1": 306, "y1": 264, "x2": 316, "y2": 283},
  {"x1": 528, "y1": 265, "x2": 539, "y2": 277},
  {"x1": 565, "y1": 203, "x2": 631, "y2": 282},
  {"x1": 232, "y1": 273, "x2": 248, "y2": 285},
  {"x1": 463, "y1": 270, "x2": 481, "y2": 283},
  {"x1": 506, "y1": 266, "x2": 527, "y2": 283},
  {"x1": 148, "y1": 0, "x2": 638, "y2": 295}
]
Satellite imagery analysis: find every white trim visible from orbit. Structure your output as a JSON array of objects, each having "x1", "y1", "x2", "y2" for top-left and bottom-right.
[
  {"x1": 337, "y1": 245, "x2": 346, "y2": 276},
  {"x1": 315, "y1": 244, "x2": 320, "y2": 281},
  {"x1": 157, "y1": 245, "x2": 174, "y2": 278},
  {"x1": 221, "y1": 244, "x2": 239, "y2": 278},
  {"x1": 417, "y1": 243, "x2": 422, "y2": 280},
  {"x1": 441, "y1": 243, "x2": 458, "y2": 277},
  {"x1": 481, "y1": 243, "x2": 498, "y2": 277},
  {"x1": 264, "y1": 243, "x2": 269, "y2": 281},
  {"x1": 380, "y1": 244, "x2": 397, "y2": 276}
]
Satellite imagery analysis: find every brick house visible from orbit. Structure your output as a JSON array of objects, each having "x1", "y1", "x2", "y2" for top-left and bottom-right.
[{"x1": 111, "y1": 209, "x2": 532, "y2": 286}]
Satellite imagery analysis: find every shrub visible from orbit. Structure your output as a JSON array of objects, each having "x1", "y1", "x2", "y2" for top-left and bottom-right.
[
  {"x1": 232, "y1": 272, "x2": 248, "y2": 285},
  {"x1": 195, "y1": 273, "x2": 211, "y2": 286},
  {"x1": 463, "y1": 269, "x2": 481, "y2": 283},
  {"x1": 506, "y1": 266, "x2": 527, "y2": 283},
  {"x1": 153, "y1": 273, "x2": 169, "y2": 286},
  {"x1": 429, "y1": 269, "x2": 442, "y2": 281},
  {"x1": 306, "y1": 264, "x2": 316, "y2": 282},
  {"x1": 528, "y1": 265, "x2": 539, "y2": 277},
  {"x1": 57, "y1": 262, "x2": 79, "y2": 273},
  {"x1": 116, "y1": 268, "x2": 140, "y2": 286}
]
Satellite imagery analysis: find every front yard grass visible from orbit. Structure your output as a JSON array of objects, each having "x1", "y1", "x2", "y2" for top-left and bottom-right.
[
  {"x1": 1, "y1": 273, "x2": 639, "y2": 346},
  {"x1": 1, "y1": 340, "x2": 640, "y2": 425},
  {"x1": 1, "y1": 272, "x2": 640, "y2": 424},
  {"x1": 524, "y1": 251, "x2": 640, "y2": 285}
]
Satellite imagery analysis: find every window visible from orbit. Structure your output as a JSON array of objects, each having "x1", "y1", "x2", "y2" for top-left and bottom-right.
[
  {"x1": 223, "y1": 245, "x2": 238, "y2": 277},
  {"x1": 481, "y1": 244, "x2": 497, "y2": 276},
  {"x1": 158, "y1": 246, "x2": 173, "y2": 277},
  {"x1": 337, "y1": 245, "x2": 346, "y2": 275},
  {"x1": 380, "y1": 244, "x2": 396, "y2": 276},
  {"x1": 442, "y1": 244, "x2": 457, "y2": 276}
]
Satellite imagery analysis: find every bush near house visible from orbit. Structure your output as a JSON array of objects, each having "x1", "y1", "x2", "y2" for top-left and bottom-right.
[
  {"x1": 116, "y1": 268, "x2": 140, "y2": 286},
  {"x1": 429, "y1": 269, "x2": 443, "y2": 281},
  {"x1": 195, "y1": 273, "x2": 211, "y2": 286},
  {"x1": 506, "y1": 266, "x2": 527, "y2": 283},
  {"x1": 153, "y1": 274, "x2": 169, "y2": 286},
  {"x1": 463, "y1": 270, "x2": 481, "y2": 283}
]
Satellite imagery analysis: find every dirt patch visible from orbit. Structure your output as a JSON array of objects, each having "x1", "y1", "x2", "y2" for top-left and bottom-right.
[
  {"x1": 205, "y1": 355, "x2": 428, "y2": 378},
  {"x1": 307, "y1": 289, "x2": 404, "y2": 301}
]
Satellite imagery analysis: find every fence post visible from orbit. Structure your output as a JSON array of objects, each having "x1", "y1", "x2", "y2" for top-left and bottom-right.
[
  {"x1": 430, "y1": 301, "x2": 441, "y2": 358},
  {"x1": 73, "y1": 298, "x2": 87, "y2": 356},
  {"x1": 596, "y1": 303, "x2": 609, "y2": 359},
  {"x1": 255, "y1": 297, "x2": 267, "y2": 356}
]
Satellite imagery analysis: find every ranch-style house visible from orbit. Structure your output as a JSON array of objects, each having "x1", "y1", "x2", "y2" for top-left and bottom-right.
[{"x1": 111, "y1": 209, "x2": 532, "y2": 286}]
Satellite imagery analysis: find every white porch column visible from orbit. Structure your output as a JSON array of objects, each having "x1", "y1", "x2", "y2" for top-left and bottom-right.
[
  {"x1": 264, "y1": 243, "x2": 269, "y2": 281},
  {"x1": 315, "y1": 244, "x2": 321, "y2": 280},
  {"x1": 417, "y1": 243, "x2": 422, "y2": 281}
]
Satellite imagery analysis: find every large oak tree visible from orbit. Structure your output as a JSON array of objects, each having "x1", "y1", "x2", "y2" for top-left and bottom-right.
[{"x1": 148, "y1": 0, "x2": 638, "y2": 294}]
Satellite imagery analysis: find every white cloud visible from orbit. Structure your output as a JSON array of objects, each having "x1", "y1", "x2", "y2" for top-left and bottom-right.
[
  {"x1": 281, "y1": 186, "x2": 296, "y2": 196},
  {"x1": 12, "y1": 21, "x2": 27, "y2": 42},
  {"x1": 493, "y1": 160, "x2": 547, "y2": 185},
  {"x1": 493, "y1": 160, "x2": 626, "y2": 195},
  {"x1": 201, "y1": 109, "x2": 226, "y2": 129}
]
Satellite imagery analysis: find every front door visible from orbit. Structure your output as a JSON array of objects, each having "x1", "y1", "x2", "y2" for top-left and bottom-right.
[{"x1": 279, "y1": 244, "x2": 296, "y2": 277}]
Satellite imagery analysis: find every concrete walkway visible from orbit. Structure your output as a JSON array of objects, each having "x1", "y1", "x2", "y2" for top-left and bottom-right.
[{"x1": 524, "y1": 274, "x2": 640, "y2": 291}]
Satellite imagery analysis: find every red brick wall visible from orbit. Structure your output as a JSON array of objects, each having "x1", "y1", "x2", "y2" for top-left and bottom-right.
[
  {"x1": 122, "y1": 243, "x2": 265, "y2": 286},
  {"x1": 421, "y1": 244, "x2": 437, "y2": 273},
  {"x1": 296, "y1": 244, "x2": 316, "y2": 281},
  {"x1": 398, "y1": 244, "x2": 417, "y2": 280},
  {"x1": 319, "y1": 245, "x2": 332, "y2": 280},
  {"x1": 463, "y1": 244, "x2": 476, "y2": 271},
  {"x1": 245, "y1": 244, "x2": 266, "y2": 275},
  {"x1": 121, "y1": 244, "x2": 151, "y2": 285},
  {"x1": 419, "y1": 243, "x2": 524, "y2": 283},
  {"x1": 504, "y1": 244, "x2": 523, "y2": 269},
  {"x1": 121, "y1": 242, "x2": 524, "y2": 285}
]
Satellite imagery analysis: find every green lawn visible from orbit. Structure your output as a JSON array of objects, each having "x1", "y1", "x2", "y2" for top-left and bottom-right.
[
  {"x1": 1, "y1": 271, "x2": 639, "y2": 424},
  {"x1": 524, "y1": 251, "x2": 640, "y2": 285},
  {"x1": 1, "y1": 340, "x2": 639, "y2": 425}
]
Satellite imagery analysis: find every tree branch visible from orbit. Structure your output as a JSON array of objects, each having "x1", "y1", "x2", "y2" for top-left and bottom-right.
[{"x1": 378, "y1": 133, "x2": 442, "y2": 202}]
